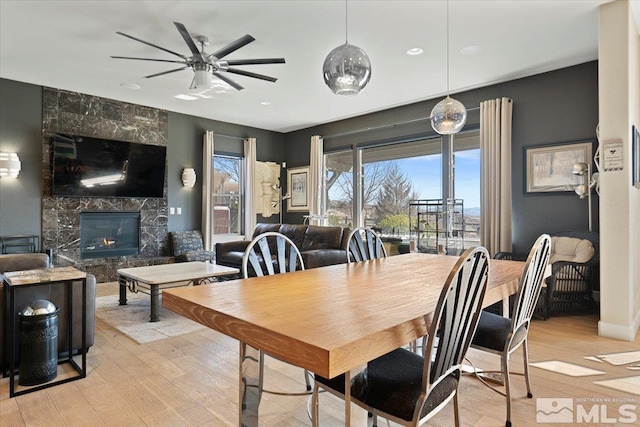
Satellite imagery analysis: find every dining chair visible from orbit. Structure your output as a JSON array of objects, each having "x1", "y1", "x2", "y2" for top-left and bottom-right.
[
  {"x1": 311, "y1": 246, "x2": 490, "y2": 427},
  {"x1": 469, "y1": 234, "x2": 551, "y2": 427},
  {"x1": 241, "y1": 231, "x2": 312, "y2": 393},
  {"x1": 348, "y1": 227, "x2": 417, "y2": 358},
  {"x1": 346, "y1": 227, "x2": 387, "y2": 263},
  {"x1": 242, "y1": 231, "x2": 304, "y2": 277}
]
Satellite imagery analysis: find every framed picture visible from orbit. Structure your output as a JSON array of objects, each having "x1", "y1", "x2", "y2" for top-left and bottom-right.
[
  {"x1": 525, "y1": 140, "x2": 593, "y2": 193},
  {"x1": 287, "y1": 166, "x2": 309, "y2": 211},
  {"x1": 633, "y1": 125, "x2": 640, "y2": 189}
]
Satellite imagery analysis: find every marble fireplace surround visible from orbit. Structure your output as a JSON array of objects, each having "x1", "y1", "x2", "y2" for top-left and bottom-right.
[{"x1": 41, "y1": 88, "x2": 171, "y2": 282}]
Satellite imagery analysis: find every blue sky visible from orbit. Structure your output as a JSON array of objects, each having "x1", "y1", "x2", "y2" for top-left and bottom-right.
[
  {"x1": 393, "y1": 149, "x2": 480, "y2": 209},
  {"x1": 328, "y1": 148, "x2": 481, "y2": 210}
]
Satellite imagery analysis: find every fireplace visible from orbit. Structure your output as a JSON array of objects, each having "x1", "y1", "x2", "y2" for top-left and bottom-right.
[{"x1": 80, "y1": 211, "x2": 141, "y2": 259}]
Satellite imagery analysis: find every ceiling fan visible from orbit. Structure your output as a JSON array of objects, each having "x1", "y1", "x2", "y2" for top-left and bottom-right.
[{"x1": 112, "y1": 22, "x2": 285, "y2": 91}]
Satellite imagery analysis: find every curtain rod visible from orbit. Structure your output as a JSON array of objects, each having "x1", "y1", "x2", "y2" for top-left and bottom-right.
[
  {"x1": 322, "y1": 106, "x2": 480, "y2": 140},
  {"x1": 213, "y1": 133, "x2": 246, "y2": 141}
]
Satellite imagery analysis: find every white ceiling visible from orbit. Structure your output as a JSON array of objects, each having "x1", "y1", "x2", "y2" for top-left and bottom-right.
[{"x1": 1, "y1": 1, "x2": 636, "y2": 133}]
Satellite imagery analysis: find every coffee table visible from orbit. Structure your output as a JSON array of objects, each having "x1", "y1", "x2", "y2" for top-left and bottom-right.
[{"x1": 117, "y1": 262, "x2": 239, "y2": 322}]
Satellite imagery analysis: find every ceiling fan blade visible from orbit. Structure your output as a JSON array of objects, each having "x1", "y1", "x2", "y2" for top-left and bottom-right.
[
  {"x1": 213, "y1": 72, "x2": 244, "y2": 91},
  {"x1": 111, "y1": 56, "x2": 186, "y2": 64},
  {"x1": 145, "y1": 67, "x2": 190, "y2": 78},
  {"x1": 116, "y1": 31, "x2": 186, "y2": 59},
  {"x1": 226, "y1": 68, "x2": 278, "y2": 83},
  {"x1": 211, "y1": 34, "x2": 255, "y2": 59},
  {"x1": 174, "y1": 22, "x2": 204, "y2": 62},
  {"x1": 225, "y1": 58, "x2": 286, "y2": 66}
]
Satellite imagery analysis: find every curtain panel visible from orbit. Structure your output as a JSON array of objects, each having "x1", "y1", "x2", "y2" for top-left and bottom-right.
[
  {"x1": 309, "y1": 135, "x2": 326, "y2": 225},
  {"x1": 244, "y1": 138, "x2": 257, "y2": 235},
  {"x1": 202, "y1": 131, "x2": 215, "y2": 251},
  {"x1": 480, "y1": 97, "x2": 513, "y2": 256}
]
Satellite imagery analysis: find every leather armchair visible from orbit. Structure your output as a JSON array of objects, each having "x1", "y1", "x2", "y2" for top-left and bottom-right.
[{"x1": 0, "y1": 253, "x2": 96, "y2": 370}]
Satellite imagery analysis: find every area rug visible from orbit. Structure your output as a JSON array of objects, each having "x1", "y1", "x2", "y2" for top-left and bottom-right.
[{"x1": 95, "y1": 293, "x2": 205, "y2": 344}]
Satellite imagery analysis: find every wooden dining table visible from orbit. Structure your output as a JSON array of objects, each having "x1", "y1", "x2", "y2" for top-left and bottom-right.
[{"x1": 162, "y1": 252, "x2": 525, "y2": 426}]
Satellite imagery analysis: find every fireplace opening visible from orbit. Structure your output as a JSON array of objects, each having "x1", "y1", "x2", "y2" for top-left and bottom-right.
[{"x1": 80, "y1": 211, "x2": 140, "y2": 259}]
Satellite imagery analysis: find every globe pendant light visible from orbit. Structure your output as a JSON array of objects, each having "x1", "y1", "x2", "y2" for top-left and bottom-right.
[
  {"x1": 431, "y1": 1, "x2": 466, "y2": 134},
  {"x1": 322, "y1": 0, "x2": 371, "y2": 95}
]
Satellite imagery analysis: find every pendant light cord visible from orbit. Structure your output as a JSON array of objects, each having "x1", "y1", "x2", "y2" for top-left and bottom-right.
[
  {"x1": 446, "y1": 0, "x2": 450, "y2": 96},
  {"x1": 345, "y1": 0, "x2": 349, "y2": 44}
]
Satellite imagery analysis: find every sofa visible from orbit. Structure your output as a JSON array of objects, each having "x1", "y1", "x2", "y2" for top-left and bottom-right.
[
  {"x1": 215, "y1": 223, "x2": 350, "y2": 271},
  {"x1": 0, "y1": 253, "x2": 97, "y2": 371}
]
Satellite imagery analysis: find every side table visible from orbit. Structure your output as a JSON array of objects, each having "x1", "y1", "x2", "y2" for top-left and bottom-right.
[
  {"x1": 0, "y1": 234, "x2": 40, "y2": 254},
  {"x1": 2, "y1": 267, "x2": 87, "y2": 397}
]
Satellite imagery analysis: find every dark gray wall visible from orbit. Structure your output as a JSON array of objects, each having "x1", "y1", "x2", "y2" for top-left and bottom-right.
[
  {"x1": 166, "y1": 112, "x2": 285, "y2": 231},
  {"x1": 1, "y1": 62, "x2": 598, "y2": 250},
  {"x1": 0, "y1": 79, "x2": 42, "y2": 236},
  {"x1": 0, "y1": 78, "x2": 285, "y2": 242},
  {"x1": 285, "y1": 62, "x2": 599, "y2": 251}
]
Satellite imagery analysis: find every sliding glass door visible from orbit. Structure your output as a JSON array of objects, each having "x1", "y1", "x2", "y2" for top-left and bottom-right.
[{"x1": 324, "y1": 129, "x2": 480, "y2": 245}]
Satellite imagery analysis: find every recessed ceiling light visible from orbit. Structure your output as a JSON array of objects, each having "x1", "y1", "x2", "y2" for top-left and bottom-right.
[
  {"x1": 175, "y1": 94, "x2": 198, "y2": 101},
  {"x1": 260, "y1": 101, "x2": 272, "y2": 106},
  {"x1": 406, "y1": 48, "x2": 424, "y2": 56},
  {"x1": 460, "y1": 45, "x2": 482, "y2": 55},
  {"x1": 120, "y1": 82, "x2": 140, "y2": 90}
]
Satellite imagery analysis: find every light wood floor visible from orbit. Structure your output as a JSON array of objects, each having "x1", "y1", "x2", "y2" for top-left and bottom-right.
[{"x1": 1, "y1": 282, "x2": 638, "y2": 426}]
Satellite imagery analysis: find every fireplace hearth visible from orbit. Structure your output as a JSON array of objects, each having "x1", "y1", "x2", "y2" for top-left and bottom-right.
[{"x1": 80, "y1": 211, "x2": 141, "y2": 259}]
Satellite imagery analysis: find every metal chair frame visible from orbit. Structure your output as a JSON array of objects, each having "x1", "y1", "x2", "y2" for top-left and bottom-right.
[
  {"x1": 242, "y1": 231, "x2": 303, "y2": 277},
  {"x1": 312, "y1": 246, "x2": 490, "y2": 427},
  {"x1": 241, "y1": 231, "x2": 311, "y2": 394},
  {"x1": 470, "y1": 234, "x2": 552, "y2": 427},
  {"x1": 346, "y1": 227, "x2": 387, "y2": 263}
]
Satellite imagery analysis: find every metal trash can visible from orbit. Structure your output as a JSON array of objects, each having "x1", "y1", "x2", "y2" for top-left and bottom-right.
[{"x1": 18, "y1": 300, "x2": 59, "y2": 386}]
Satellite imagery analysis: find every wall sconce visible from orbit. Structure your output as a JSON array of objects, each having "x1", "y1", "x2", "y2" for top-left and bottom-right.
[
  {"x1": 182, "y1": 168, "x2": 196, "y2": 187},
  {"x1": 0, "y1": 152, "x2": 21, "y2": 178},
  {"x1": 572, "y1": 162, "x2": 596, "y2": 231}
]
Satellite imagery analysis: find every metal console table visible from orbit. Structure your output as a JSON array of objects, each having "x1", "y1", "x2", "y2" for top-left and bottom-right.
[
  {"x1": 2, "y1": 267, "x2": 87, "y2": 397},
  {"x1": 0, "y1": 234, "x2": 40, "y2": 254}
]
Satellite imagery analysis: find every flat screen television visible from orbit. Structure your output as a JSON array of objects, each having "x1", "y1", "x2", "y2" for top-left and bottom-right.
[{"x1": 52, "y1": 134, "x2": 166, "y2": 198}]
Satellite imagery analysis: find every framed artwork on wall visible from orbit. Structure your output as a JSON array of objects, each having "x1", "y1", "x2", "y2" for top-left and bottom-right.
[
  {"x1": 633, "y1": 125, "x2": 640, "y2": 189},
  {"x1": 287, "y1": 166, "x2": 309, "y2": 211},
  {"x1": 524, "y1": 140, "x2": 593, "y2": 194}
]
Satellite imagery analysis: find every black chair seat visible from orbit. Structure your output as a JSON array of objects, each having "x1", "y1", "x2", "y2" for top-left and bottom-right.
[
  {"x1": 357, "y1": 349, "x2": 458, "y2": 422},
  {"x1": 473, "y1": 311, "x2": 529, "y2": 353},
  {"x1": 472, "y1": 311, "x2": 512, "y2": 351},
  {"x1": 314, "y1": 373, "x2": 347, "y2": 394}
]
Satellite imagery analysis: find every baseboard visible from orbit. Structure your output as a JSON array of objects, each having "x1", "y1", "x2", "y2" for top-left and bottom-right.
[{"x1": 598, "y1": 317, "x2": 640, "y2": 342}]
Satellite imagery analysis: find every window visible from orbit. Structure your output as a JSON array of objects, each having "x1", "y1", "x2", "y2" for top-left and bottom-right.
[
  {"x1": 326, "y1": 149, "x2": 353, "y2": 228},
  {"x1": 324, "y1": 129, "x2": 480, "y2": 244},
  {"x1": 213, "y1": 155, "x2": 243, "y2": 236}
]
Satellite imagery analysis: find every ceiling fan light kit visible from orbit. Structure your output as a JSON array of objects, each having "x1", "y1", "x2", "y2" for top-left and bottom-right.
[
  {"x1": 112, "y1": 22, "x2": 285, "y2": 91},
  {"x1": 323, "y1": 0, "x2": 371, "y2": 95},
  {"x1": 431, "y1": 0, "x2": 466, "y2": 135}
]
